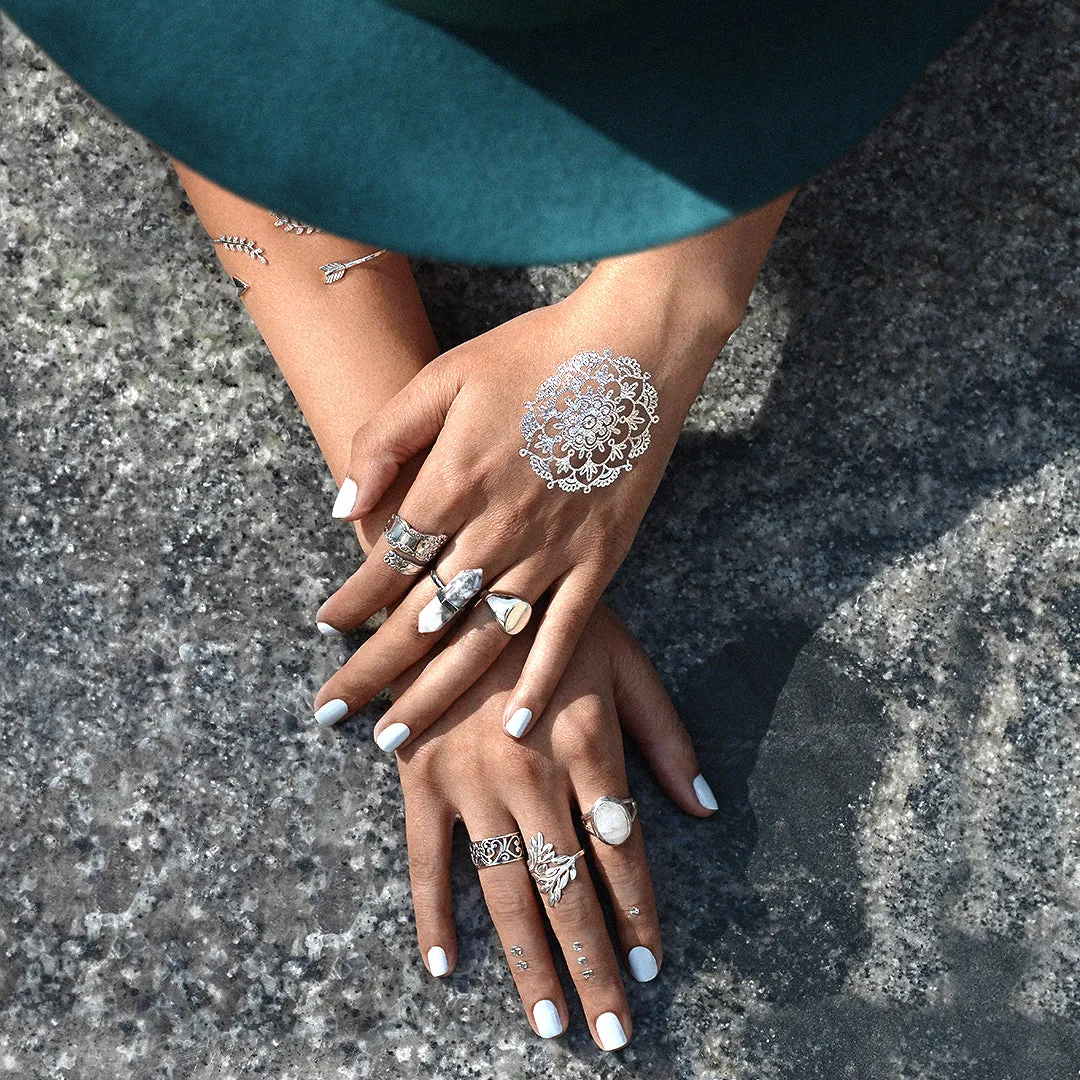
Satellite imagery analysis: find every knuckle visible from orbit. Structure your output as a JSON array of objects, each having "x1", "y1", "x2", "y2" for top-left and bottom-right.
[
  {"x1": 494, "y1": 741, "x2": 556, "y2": 790},
  {"x1": 408, "y1": 854, "x2": 447, "y2": 901},
  {"x1": 551, "y1": 697, "x2": 609, "y2": 756},
  {"x1": 481, "y1": 872, "x2": 539, "y2": 924}
]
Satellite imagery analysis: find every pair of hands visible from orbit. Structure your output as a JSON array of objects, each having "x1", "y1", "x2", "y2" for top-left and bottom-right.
[{"x1": 312, "y1": 276, "x2": 728, "y2": 1049}]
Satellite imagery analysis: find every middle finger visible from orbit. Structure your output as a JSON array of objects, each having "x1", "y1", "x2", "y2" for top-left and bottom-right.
[{"x1": 513, "y1": 804, "x2": 632, "y2": 1052}]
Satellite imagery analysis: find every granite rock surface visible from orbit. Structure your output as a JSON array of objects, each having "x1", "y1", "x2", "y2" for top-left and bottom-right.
[{"x1": 2, "y1": 1, "x2": 1079, "y2": 1077}]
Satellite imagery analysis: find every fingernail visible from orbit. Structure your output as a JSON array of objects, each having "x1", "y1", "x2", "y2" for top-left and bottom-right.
[
  {"x1": 375, "y1": 722, "x2": 410, "y2": 752},
  {"x1": 504, "y1": 707, "x2": 532, "y2": 739},
  {"x1": 426, "y1": 946, "x2": 449, "y2": 977},
  {"x1": 316, "y1": 621, "x2": 342, "y2": 637},
  {"x1": 313, "y1": 698, "x2": 350, "y2": 726},
  {"x1": 595, "y1": 1012, "x2": 628, "y2": 1051},
  {"x1": 532, "y1": 999, "x2": 563, "y2": 1039},
  {"x1": 627, "y1": 946, "x2": 659, "y2": 982},
  {"x1": 331, "y1": 476, "x2": 358, "y2": 519},
  {"x1": 693, "y1": 773, "x2": 718, "y2": 812}
]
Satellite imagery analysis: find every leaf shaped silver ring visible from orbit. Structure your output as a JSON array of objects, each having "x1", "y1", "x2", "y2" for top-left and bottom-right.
[{"x1": 526, "y1": 831, "x2": 585, "y2": 907}]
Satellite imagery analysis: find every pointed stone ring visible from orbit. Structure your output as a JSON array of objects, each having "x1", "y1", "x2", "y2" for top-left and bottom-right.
[
  {"x1": 581, "y1": 795, "x2": 638, "y2": 846},
  {"x1": 482, "y1": 592, "x2": 533, "y2": 635},
  {"x1": 417, "y1": 567, "x2": 484, "y2": 633}
]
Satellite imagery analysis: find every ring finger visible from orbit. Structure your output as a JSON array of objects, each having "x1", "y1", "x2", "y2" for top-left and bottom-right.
[{"x1": 514, "y1": 808, "x2": 633, "y2": 1052}]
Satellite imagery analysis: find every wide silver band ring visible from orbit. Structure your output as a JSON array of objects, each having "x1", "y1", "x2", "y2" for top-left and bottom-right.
[
  {"x1": 526, "y1": 831, "x2": 585, "y2": 907},
  {"x1": 483, "y1": 592, "x2": 533, "y2": 635},
  {"x1": 384, "y1": 514, "x2": 448, "y2": 565},
  {"x1": 469, "y1": 831, "x2": 525, "y2": 869},
  {"x1": 581, "y1": 795, "x2": 638, "y2": 846}
]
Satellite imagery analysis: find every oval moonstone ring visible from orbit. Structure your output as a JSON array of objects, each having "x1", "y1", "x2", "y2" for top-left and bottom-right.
[{"x1": 581, "y1": 795, "x2": 638, "y2": 846}]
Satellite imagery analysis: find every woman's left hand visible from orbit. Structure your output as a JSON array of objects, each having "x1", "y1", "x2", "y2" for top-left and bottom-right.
[{"x1": 312, "y1": 266, "x2": 737, "y2": 749}]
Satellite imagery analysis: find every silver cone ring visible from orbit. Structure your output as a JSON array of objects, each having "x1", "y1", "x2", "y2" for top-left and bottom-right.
[{"x1": 484, "y1": 593, "x2": 532, "y2": 635}]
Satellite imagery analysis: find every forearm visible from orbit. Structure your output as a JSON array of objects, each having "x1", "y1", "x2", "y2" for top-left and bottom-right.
[
  {"x1": 170, "y1": 157, "x2": 439, "y2": 549},
  {"x1": 579, "y1": 186, "x2": 798, "y2": 416}
]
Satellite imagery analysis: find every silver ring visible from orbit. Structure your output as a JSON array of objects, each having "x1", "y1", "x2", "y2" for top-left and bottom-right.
[
  {"x1": 581, "y1": 795, "x2": 638, "y2": 846},
  {"x1": 526, "y1": 831, "x2": 585, "y2": 907},
  {"x1": 469, "y1": 832, "x2": 525, "y2": 869},
  {"x1": 383, "y1": 550, "x2": 425, "y2": 576},
  {"x1": 384, "y1": 514, "x2": 448, "y2": 565},
  {"x1": 417, "y1": 567, "x2": 484, "y2": 633},
  {"x1": 483, "y1": 592, "x2": 533, "y2": 635}
]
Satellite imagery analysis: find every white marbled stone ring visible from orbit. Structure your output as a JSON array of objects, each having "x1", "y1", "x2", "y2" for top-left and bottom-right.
[
  {"x1": 581, "y1": 795, "x2": 638, "y2": 846},
  {"x1": 417, "y1": 566, "x2": 484, "y2": 633}
]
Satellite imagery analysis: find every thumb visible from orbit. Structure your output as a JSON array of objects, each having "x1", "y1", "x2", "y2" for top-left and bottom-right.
[
  {"x1": 608, "y1": 615, "x2": 719, "y2": 818},
  {"x1": 333, "y1": 360, "x2": 462, "y2": 521}
]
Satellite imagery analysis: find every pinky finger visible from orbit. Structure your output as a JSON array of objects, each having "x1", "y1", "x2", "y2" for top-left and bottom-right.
[
  {"x1": 500, "y1": 568, "x2": 602, "y2": 740},
  {"x1": 404, "y1": 790, "x2": 458, "y2": 977},
  {"x1": 606, "y1": 610, "x2": 718, "y2": 818}
]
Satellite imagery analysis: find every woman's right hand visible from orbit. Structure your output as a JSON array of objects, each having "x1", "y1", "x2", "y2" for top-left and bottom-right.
[{"x1": 391, "y1": 601, "x2": 718, "y2": 1050}]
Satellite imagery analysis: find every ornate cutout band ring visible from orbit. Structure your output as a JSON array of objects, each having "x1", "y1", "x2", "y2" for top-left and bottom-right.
[
  {"x1": 383, "y1": 550, "x2": 426, "y2": 576},
  {"x1": 581, "y1": 795, "x2": 638, "y2": 846},
  {"x1": 469, "y1": 832, "x2": 525, "y2": 869},
  {"x1": 384, "y1": 514, "x2": 448, "y2": 565}
]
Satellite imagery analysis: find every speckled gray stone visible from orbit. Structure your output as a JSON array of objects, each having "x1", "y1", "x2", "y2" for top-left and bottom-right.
[{"x1": 2, "y1": 1, "x2": 1079, "y2": 1077}]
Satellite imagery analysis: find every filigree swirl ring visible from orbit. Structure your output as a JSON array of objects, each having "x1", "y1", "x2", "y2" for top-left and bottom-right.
[{"x1": 469, "y1": 832, "x2": 525, "y2": 869}]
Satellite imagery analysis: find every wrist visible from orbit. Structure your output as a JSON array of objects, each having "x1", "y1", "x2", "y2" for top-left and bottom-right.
[{"x1": 585, "y1": 236, "x2": 745, "y2": 359}]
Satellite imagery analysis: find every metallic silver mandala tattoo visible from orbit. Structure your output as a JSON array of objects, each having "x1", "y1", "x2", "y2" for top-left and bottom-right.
[{"x1": 519, "y1": 348, "x2": 660, "y2": 493}]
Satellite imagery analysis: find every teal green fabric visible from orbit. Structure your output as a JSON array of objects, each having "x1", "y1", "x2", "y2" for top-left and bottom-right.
[
  {"x1": 1, "y1": 0, "x2": 992, "y2": 266},
  {"x1": 382, "y1": 0, "x2": 625, "y2": 27}
]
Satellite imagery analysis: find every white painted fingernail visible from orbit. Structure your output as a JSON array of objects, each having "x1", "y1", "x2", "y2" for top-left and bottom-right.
[
  {"x1": 595, "y1": 1012, "x2": 628, "y2": 1051},
  {"x1": 314, "y1": 698, "x2": 350, "y2": 726},
  {"x1": 505, "y1": 707, "x2": 532, "y2": 739},
  {"x1": 331, "y1": 476, "x2": 358, "y2": 519},
  {"x1": 693, "y1": 773, "x2": 718, "y2": 812},
  {"x1": 532, "y1": 999, "x2": 563, "y2": 1038},
  {"x1": 628, "y1": 946, "x2": 659, "y2": 982},
  {"x1": 375, "y1": 722, "x2": 410, "y2": 752},
  {"x1": 316, "y1": 621, "x2": 342, "y2": 637},
  {"x1": 426, "y1": 946, "x2": 449, "y2": 977}
]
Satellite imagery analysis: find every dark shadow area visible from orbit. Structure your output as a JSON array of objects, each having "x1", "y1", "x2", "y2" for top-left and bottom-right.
[{"x1": 437, "y1": 0, "x2": 992, "y2": 221}]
